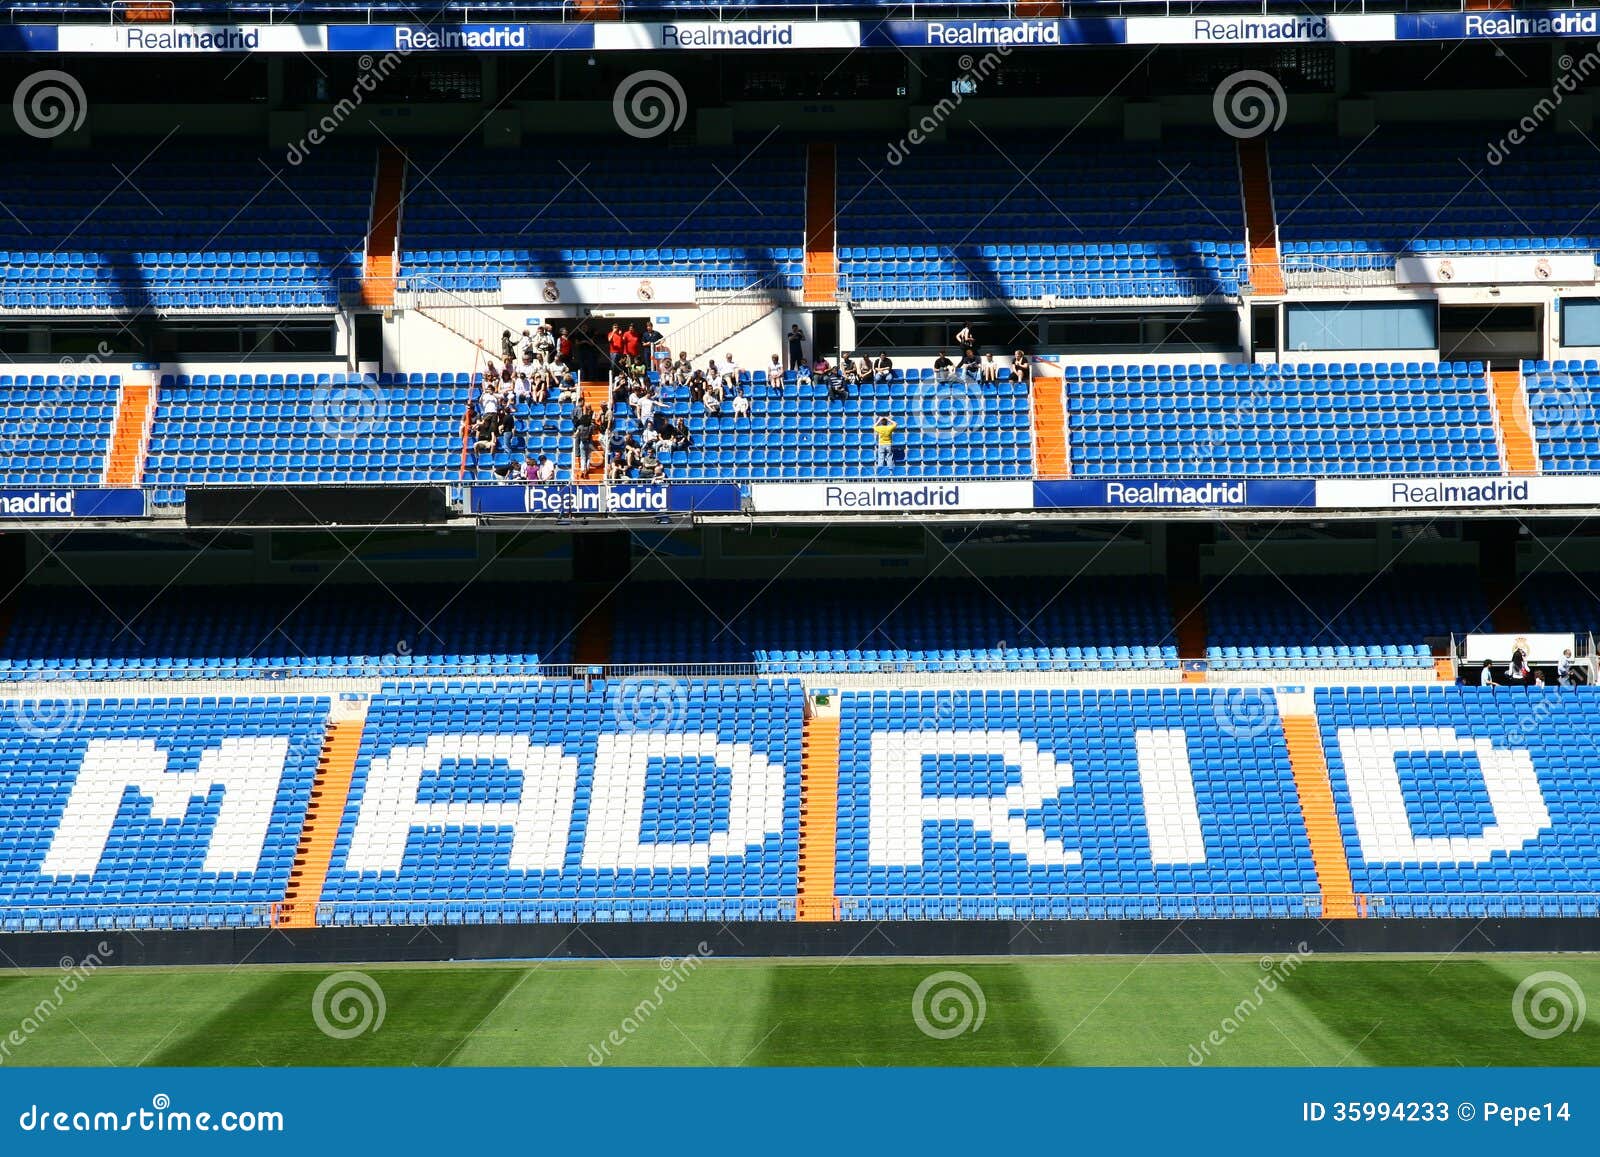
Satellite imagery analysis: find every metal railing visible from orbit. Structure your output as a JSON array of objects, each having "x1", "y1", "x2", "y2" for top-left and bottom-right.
[
  {"x1": 0, "y1": 654, "x2": 1460, "y2": 686},
  {"x1": 1278, "y1": 248, "x2": 1600, "y2": 292},
  {"x1": 7, "y1": 892, "x2": 1597, "y2": 934},
  {"x1": 839, "y1": 273, "x2": 1235, "y2": 307},
  {"x1": 840, "y1": 893, "x2": 1600, "y2": 920}
]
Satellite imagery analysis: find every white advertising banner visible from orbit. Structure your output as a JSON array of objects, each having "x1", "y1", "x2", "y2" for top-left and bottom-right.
[
  {"x1": 1394, "y1": 254, "x2": 1597, "y2": 286},
  {"x1": 749, "y1": 480, "x2": 1035, "y2": 514},
  {"x1": 1124, "y1": 14, "x2": 1393, "y2": 43},
  {"x1": 1317, "y1": 477, "x2": 1600, "y2": 509},
  {"x1": 501, "y1": 276, "x2": 697, "y2": 308},
  {"x1": 594, "y1": 22, "x2": 862, "y2": 51},
  {"x1": 57, "y1": 24, "x2": 326, "y2": 52},
  {"x1": 1463, "y1": 633, "x2": 1578, "y2": 663}
]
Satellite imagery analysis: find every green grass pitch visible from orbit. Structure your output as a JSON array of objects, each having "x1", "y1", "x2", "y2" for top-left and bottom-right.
[{"x1": 0, "y1": 955, "x2": 1595, "y2": 1067}]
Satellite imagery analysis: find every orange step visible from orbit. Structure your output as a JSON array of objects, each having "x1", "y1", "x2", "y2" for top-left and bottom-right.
[
  {"x1": 276, "y1": 715, "x2": 366, "y2": 929},
  {"x1": 803, "y1": 143, "x2": 838, "y2": 304},
  {"x1": 569, "y1": 0, "x2": 623, "y2": 16},
  {"x1": 119, "y1": 2, "x2": 173, "y2": 20},
  {"x1": 797, "y1": 714, "x2": 840, "y2": 922},
  {"x1": 1491, "y1": 368, "x2": 1539, "y2": 475},
  {"x1": 1170, "y1": 580, "x2": 1208, "y2": 682},
  {"x1": 360, "y1": 144, "x2": 406, "y2": 307},
  {"x1": 1238, "y1": 138, "x2": 1285, "y2": 296},
  {"x1": 576, "y1": 381, "x2": 611, "y2": 480},
  {"x1": 103, "y1": 382, "x2": 156, "y2": 487},
  {"x1": 1029, "y1": 369, "x2": 1070, "y2": 479},
  {"x1": 1281, "y1": 715, "x2": 1359, "y2": 919}
]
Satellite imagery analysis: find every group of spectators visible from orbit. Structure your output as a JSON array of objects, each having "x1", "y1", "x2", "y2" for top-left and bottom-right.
[
  {"x1": 1476, "y1": 643, "x2": 1588, "y2": 687},
  {"x1": 467, "y1": 320, "x2": 1032, "y2": 480}
]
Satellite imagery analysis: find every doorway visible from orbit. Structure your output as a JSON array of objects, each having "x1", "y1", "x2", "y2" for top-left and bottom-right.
[
  {"x1": 544, "y1": 315, "x2": 655, "y2": 381},
  {"x1": 1439, "y1": 304, "x2": 1542, "y2": 369}
]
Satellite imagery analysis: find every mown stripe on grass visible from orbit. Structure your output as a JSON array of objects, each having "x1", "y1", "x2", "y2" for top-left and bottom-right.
[
  {"x1": 150, "y1": 968, "x2": 530, "y2": 1067},
  {"x1": 1281, "y1": 959, "x2": 1599, "y2": 1067},
  {"x1": 447, "y1": 958, "x2": 782, "y2": 1066},
  {"x1": 745, "y1": 962, "x2": 1056, "y2": 1066}
]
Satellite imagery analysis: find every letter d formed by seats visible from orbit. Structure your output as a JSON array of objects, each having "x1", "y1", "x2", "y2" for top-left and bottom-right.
[
  {"x1": 1485, "y1": 140, "x2": 1505, "y2": 168},
  {"x1": 285, "y1": 140, "x2": 306, "y2": 168},
  {"x1": 886, "y1": 141, "x2": 905, "y2": 168}
]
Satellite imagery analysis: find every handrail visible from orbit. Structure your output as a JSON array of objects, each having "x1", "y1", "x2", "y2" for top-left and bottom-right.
[
  {"x1": 0, "y1": 652, "x2": 1463, "y2": 683},
  {"x1": 5, "y1": 892, "x2": 1597, "y2": 933}
]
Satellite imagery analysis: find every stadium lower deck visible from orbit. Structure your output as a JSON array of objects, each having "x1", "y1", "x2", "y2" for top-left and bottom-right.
[{"x1": 3, "y1": 654, "x2": 1599, "y2": 933}]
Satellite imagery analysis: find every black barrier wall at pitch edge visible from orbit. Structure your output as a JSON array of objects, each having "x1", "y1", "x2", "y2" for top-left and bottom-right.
[{"x1": 4, "y1": 919, "x2": 1599, "y2": 968}]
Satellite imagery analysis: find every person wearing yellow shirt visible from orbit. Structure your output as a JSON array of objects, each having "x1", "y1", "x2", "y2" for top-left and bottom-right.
[{"x1": 873, "y1": 415, "x2": 898, "y2": 470}]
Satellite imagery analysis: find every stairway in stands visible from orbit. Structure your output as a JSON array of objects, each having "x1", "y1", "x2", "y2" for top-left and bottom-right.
[
  {"x1": 1491, "y1": 368, "x2": 1540, "y2": 475},
  {"x1": 1029, "y1": 367, "x2": 1070, "y2": 478},
  {"x1": 360, "y1": 144, "x2": 407, "y2": 308},
  {"x1": 577, "y1": 381, "x2": 610, "y2": 479},
  {"x1": 102, "y1": 376, "x2": 158, "y2": 487},
  {"x1": 797, "y1": 710, "x2": 840, "y2": 921},
  {"x1": 803, "y1": 143, "x2": 838, "y2": 304},
  {"x1": 1237, "y1": 138, "x2": 1285, "y2": 296},
  {"x1": 1280, "y1": 712, "x2": 1359, "y2": 918},
  {"x1": 276, "y1": 701, "x2": 368, "y2": 929}
]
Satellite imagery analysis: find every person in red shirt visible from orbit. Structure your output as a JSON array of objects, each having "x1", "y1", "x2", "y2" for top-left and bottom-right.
[
  {"x1": 622, "y1": 323, "x2": 642, "y2": 362},
  {"x1": 557, "y1": 328, "x2": 572, "y2": 366},
  {"x1": 607, "y1": 324, "x2": 624, "y2": 374}
]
